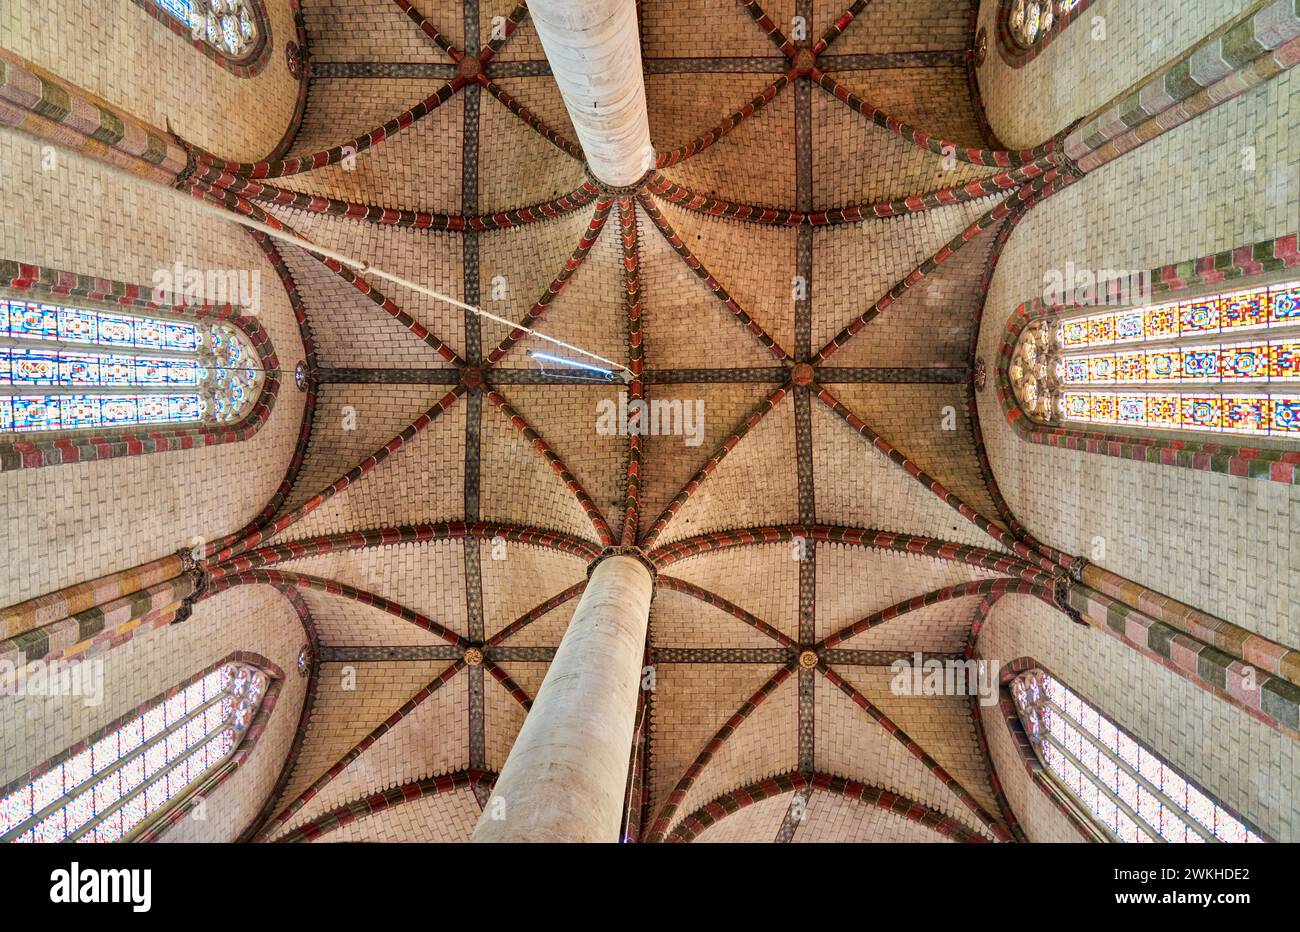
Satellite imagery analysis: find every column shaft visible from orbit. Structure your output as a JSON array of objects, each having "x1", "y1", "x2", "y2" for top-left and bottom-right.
[
  {"x1": 472, "y1": 555, "x2": 652, "y2": 842},
  {"x1": 527, "y1": 0, "x2": 654, "y2": 187}
]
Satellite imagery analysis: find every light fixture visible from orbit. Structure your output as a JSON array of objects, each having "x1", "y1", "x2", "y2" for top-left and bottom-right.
[{"x1": 530, "y1": 351, "x2": 617, "y2": 381}]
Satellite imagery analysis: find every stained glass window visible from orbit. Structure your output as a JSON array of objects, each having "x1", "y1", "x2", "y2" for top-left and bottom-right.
[
  {"x1": 1009, "y1": 280, "x2": 1300, "y2": 439},
  {"x1": 0, "y1": 299, "x2": 263, "y2": 434},
  {"x1": 0, "y1": 662, "x2": 269, "y2": 843},
  {"x1": 1010, "y1": 669, "x2": 1265, "y2": 843},
  {"x1": 155, "y1": 0, "x2": 262, "y2": 60},
  {"x1": 1006, "y1": 0, "x2": 1081, "y2": 49}
]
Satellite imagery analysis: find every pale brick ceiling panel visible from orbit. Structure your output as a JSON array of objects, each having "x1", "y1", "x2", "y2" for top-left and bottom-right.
[
  {"x1": 479, "y1": 398, "x2": 602, "y2": 541},
  {"x1": 650, "y1": 586, "x2": 790, "y2": 650},
  {"x1": 479, "y1": 541, "x2": 586, "y2": 641},
  {"x1": 824, "y1": 383, "x2": 1002, "y2": 519},
  {"x1": 302, "y1": 0, "x2": 464, "y2": 63},
  {"x1": 477, "y1": 96, "x2": 589, "y2": 212},
  {"x1": 504, "y1": 600, "x2": 576, "y2": 648},
  {"x1": 813, "y1": 674, "x2": 993, "y2": 838},
  {"x1": 669, "y1": 545, "x2": 800, "y2": 643},
  {"x1": 479, "y1": 0, "x2": 546, "y2": 61},
  {"x1": 814, "y1": 545, "x2": 995, "y2": 643},
  {"x1": 647, "y1": 70, "x2": 791, "y2": 168},
  {"x1": 638, "y1": 207, "x2": 792, "y2": 369},
  {"x1": 657, "y1": 398, "x2": 800, "y2": 546},
  {"x1": 811, "y1": 0, "x2": 971, "y2": 54},
  {"x1": 277, "y1": 80, "x2": 464, "y2": 211},
  {"x1": 318, "y1": 785, "x2": 482, "y2": 842},
  {"x1": 669, "y1": 672, "x2": 799, "y2": 834},
  {"x1": 483, "y1": 73, "x2": 578, "y2": 142},
  {"x1": 694, "y1": 790, "x2": 793, "y2": 843},
  {"x1": 651, "y1": 202, "x2": 797, "y2": 355},
  {"x1": 485, "y1": 661, "x2": 549, "y2": 771},
  {"x1": 268, "y1": 208, "x2": 466, "y2": 360},
  {"x1": 828, "y1": 67, "x2": 989, "y2": 150},
  {"x1": 640, "y1": 0, "x2": 797, "y2": 59},
  {"x1": 278, "y1": 247, "x2": 456, "y2": 369},
  {"x1": 640, "y1": 384, "x2": 774, "y2": 521},
  {"x1": 297, "y1": 587, "x2": 452, "y2": 646},
  {"x1": 830, "y1": 596, "x2": 978, "y2": 654},
  {"x1": 281, "y1": 385, "x2": 452, "y2": 515},
  {"x1": 812, "y1": 92, "x2": 995, "y2": 209},
  {"x1": 278, "y1": 671, "x2": 470, "y2": 835},
  {"x1": 488, "y1": 385, "x2": 627, "y2": 541},
  {"x1": 811, "y1": 399, "x2": 1004, "y2": 551},
  {"x1": 497, "y1": 237, "x2": 627, "y2": 382},
  {"x1": 280, "y1": 392, "x2": 467, "y2": 542},
  {"x1": 275, "y1": 661, "x2": 451, "y2": 815},
  {"x1": 277, "y1": 540, "x2": 469, "y2": 639},
  {"x1": 819, "y1": 228, "x2": 996, "y2": 368},
  {"x1": 652, "y1": 78, "x2": 796, "y2": 208},
  {"x1": 478, "y1": 209, "x2": 602, "y2": 352},
  {"x1": 810, "y1": 200, "x2": 991, "y2": 357},
  {"x1": 793, "y1": 790, "x2": 953, "y2": 843},
  {"x1": 835, "y1": 666, "x2": 999, "y2": 818},
  {"x1": 648, "y1": 663, "x2": 786, "y2": 826}
]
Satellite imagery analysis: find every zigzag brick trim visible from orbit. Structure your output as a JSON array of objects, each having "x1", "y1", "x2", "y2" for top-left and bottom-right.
[
  {"x1": 650, "y1": 524, "x2": 1054, "y2": 584},
  {"x1": 665, "y1": 770, "x2": 989, "y2": 843},
  {"x1": 214, "y1": 522, "x2": 603, "y2": 576},
  {"x1": 273, "y1": 770, "x2": 496, "y2": 842}
]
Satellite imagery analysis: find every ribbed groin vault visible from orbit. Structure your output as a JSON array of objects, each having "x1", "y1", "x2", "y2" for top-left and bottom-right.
[{"x1": 1, "y1": 0, "x2": 1298, "y2": 843}]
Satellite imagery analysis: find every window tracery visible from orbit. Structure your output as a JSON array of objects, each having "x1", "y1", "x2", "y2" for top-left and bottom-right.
[
  {"x1": 1011, "y1": 668, "x2": 1265, "y2": 843},
  {"x1": 0, "y1": 299, "x2": 263, "y2": 434},
  {"x1": 1, "y1": 661, "x2": 270, "y2": 843},
  {"x1": 1008, "y1": 281, "x2": 1300, "y2": 438}
]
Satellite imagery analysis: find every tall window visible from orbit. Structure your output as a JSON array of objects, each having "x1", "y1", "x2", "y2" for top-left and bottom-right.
[
  {"x1": 1010, "y1": 669, "x2": 1265, "y2": 843},
  {"x1": 156, "y1": 0, "x2": 263, "y2": 61},
  {"x1": 1008, "y1": 280, "x2": 1300, "y2": 439},
  {"x1": 0, "y1": 299, "x2": 263, "y2": 434},
  {"x1": 0, "y1": 661, "x2": 270, "y2": 843},
  {"x1": 1004, "y1": 0, "x2": 1084, "y2": 49}
]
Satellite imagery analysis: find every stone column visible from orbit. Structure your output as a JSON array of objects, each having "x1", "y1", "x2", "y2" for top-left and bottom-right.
[
  {"x1": 473, "y1": 554, "x2": 653, "y2": 842},
  {"x1": 527, "y1": 0, "x2": 654, "y2": 187}
]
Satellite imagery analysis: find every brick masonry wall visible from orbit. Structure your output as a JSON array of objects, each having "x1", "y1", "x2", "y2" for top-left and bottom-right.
[
  {"x1": 0, "y1": 583, "x2": 309, "y2": 841},
  {"x1": 976, "y1": 594, "x2": 1298, "y2": 841},
  {"x1": 275, "y1": 78, "x2": 465, "y2": 210},
  {"x1": 976, "y1": 66, "x2": 1300, "y2": 648},
  {"x1": 0, "y1": 131, "x2": 308, "y2": 607},
  {"x1": 974, "y1": 0, "x2": 1255, "y2": 149},
  {"x1": 1, "y1": 0, "x2": 302, "y2": 161}
]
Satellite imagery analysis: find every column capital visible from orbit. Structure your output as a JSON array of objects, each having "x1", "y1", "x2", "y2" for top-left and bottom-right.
[{"x1": 589, "y1": 545, "x2": 657, "y2": 585}]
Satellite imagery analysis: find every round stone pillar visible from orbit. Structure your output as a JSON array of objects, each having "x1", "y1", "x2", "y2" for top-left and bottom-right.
[
  {"x1": 526, "y1": 0, "x2": 654, "y2": 187},
  {"x1": 472, "y1": 554, "x2": 653, "y2": 842}
]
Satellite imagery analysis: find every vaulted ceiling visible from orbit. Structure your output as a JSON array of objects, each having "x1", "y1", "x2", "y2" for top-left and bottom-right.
[{"x1": 201, "y1": 0, "x2": 1069, "y2": 843}]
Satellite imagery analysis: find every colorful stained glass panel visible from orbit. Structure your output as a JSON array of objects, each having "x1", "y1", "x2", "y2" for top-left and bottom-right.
[
  {"x1": 4, "y1": 662, "x2": 268, "y2": 843},
  {"x1": 1010, "y1": 669, "x2": 1264, "y2": 843}
]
